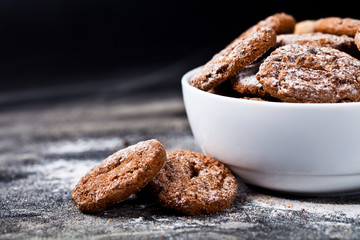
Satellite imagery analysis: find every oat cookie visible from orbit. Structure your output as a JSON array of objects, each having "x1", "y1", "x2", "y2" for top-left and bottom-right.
[
  {"x1": 294, "y1": 20, "x2": 316, "y2": 34},
  {"x1": 231, "y1": 61, "x2": 271, "y2": 98},
  {"x1": 72, "y1": 139, "x2": 166, "y2": 212},
  {"x1": 276, "y1": 33, "x2": 357, "y2": 55},
  {"x1": 150, "y1": 150, "x2": 237, "y2": 215},
  {"x1": 314, "y1": 17, "x2": 360, "y2": 37},
  {"x1": 355, "y1": 30, "x2": 360, "y2": 51},
  {"x1": 256, "y1": 44, "x2": 360, "y2": 103},
  {"x1": 190, "y1": 26, "x2": 276, "y2": 91}
]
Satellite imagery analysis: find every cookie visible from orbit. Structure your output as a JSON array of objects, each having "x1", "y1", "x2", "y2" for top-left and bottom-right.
[
  {"x1": 258, "y1": 12, "x2": 296, "y2": 34},
  {"x1": 276, "y1": 33, "x2": 357, "y2": 55},
  {"x1": 241, "y1": 97, "x2": 267, "y2": 102},
  {"x1": 207, "y1": 80, "x2": 243, "y2": 98},
  {"x1": 314, "y1": 17, "x2": 360, "y2": 37},
  {"x1": 294, "y1": 20, "x2": 316, "y2": 34},
  {"x1": 355, "y1": 30, "x2": 360, "y2": 51},
  {"x1": 230, "y1": 61, "x2": 272, "y2": 98},
  {"x1": 72, "y1": 139, "x2": 166, "y2": 212},
  {"x1": 256, "y1": 44, "x2": 360, "y2": 103},
  {"x1": 150, "y1": 150, "x2": 237, "y2": 215},
  {"x1": 190, "y1": 26, "x2": 276, "y2": 91}
]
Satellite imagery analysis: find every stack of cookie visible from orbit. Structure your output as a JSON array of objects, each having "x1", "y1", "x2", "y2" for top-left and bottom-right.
[
  {"x1": 191, "y1": 13, "x2": 360, "y2": 103},
  {"x1": 72, "y1": 139, "x2": 238, "y2": 215}
]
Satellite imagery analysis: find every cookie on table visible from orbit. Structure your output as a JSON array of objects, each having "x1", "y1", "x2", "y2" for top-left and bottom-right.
[
  {"x1": 190, "y1": 26, "x2": 276, "y2": 91},
  {"x1": 294, "y1": 20, "x2": 316, "y2": 34},
  {"x1": 72, "y1": 139, "x2": 166, "y2": 212},
  {"x1": 276, "y1": 33, "x2": 357, "y2": 55},
  {"x1": 256, "y1": 44, "x2": 360, "y2": 103},
  {"x1": 355, "y1": 30, "x2": 360, "y2": 51},
  {"x1": 150, "y1": 150, "x2": 237, "y2": 215},
  {"x1": 314, "y1": 17, "x2": 360, "y2": 37},
  {"x1": 231, "y1": 61, "x2": 272, "y2": 98}
]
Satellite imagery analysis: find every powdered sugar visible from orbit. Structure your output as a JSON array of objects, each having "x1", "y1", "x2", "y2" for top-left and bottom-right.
[
  {"x1": 191, "y1": 26, "x2": 276, "y2": 90},
  {"x1": 257, "y1": 44, "x2": 360, "y2": 103},
  {"x1": 43, "y1": 137, "x2": 123, "y2": 155},
  {"x1": 150, "y1": 150, "x2": 237, "y2": 214},
  {"x1": 28, "y1": 159, "x2": 97, "y2": 189},
  {"x1": 276, "y1": 33, "x2": 355, "y2": 52},
  {"x1": 236, "y1": 62, "x2": 263, "y2": 87},
  {"x1": 247, "y1": 192, "x2": 360, "y2": 219}
]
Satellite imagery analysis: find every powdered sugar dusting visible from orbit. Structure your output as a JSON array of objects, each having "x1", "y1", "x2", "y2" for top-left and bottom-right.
[
  {"x1": 190, "y1": 26, "x2": 275, "y2": 90},
  {"x1": 150, "y1": 150, "x2": 237, "y2": 214},
  {"x1": 276, "y1": 33, "x2": 355, "y2": 52},
  {"x1": 236, "y1": 62, "x2": 263, "y2": 88},
  {"x1": 257, "y1": 44, "x2": 360, "y2": 103},
  {"x1": 231, "y1": 60, "x2": 272, "y2": 97},
  {"x1": 43, "y1": 137, "x2": 123, "y2": 155},
  {"x1": 28, "y1": 159, "x2": 97, "y2": 189},
  {"x1": 247, "y1": 192, "x2": 360, "y2": 219}
]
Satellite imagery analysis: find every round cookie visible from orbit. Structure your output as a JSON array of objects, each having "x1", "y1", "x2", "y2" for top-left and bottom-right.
[
  {"x1": 256, "y1": 44, "x2": 360, "y2": 103},
  {"x1": 241, "y1": 12, "x2": 295, "y2": 39},
  {"x1": 294, "y1": 20, "x2": 316, "y2": 34},
  {"x1": 314, "y1": 17, "x2": 360, "y2": 37},
  {"x1": 231, "y1": 61, "x2": 272, "y2": 98},
  {"x1": 258, "y1": 12, "x2": 296, "y2": 34},
  {"x1": 276, "y1": 33, "x2": 357, "y2": 55},
  {"x1": 72, "y1": 139, "x2": 166, "y2": 212},
  {"x1": 355, "y1": 30, "x2": 360, "y2": 51},
  {"x1": 190, "y1": 26, "x2": 276, "y2": 91},
  {"x1": 150, "y1": 150, "x2": 237, "y2": 215}
]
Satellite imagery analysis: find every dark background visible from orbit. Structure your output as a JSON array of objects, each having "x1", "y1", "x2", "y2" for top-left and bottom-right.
[{"x1": 1, "y1": 0, "x2": 359, "y2": 92}]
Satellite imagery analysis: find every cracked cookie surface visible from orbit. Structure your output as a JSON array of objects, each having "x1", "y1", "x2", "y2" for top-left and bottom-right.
[
  {"x1": 71, "y1": 139, "x2": 166, "y2": 212},
  {"x1": 314, "y1": 17, "x2": 360, "y2": 37},
  {"x1": 150, "y1": 150, "x2": 237, "y2": 215},
  {"x1": 276, "y1": 33, "x2": 357, "y2": 56},
  {"x1": 190, "y1": 26, "x2": 276, "y2": 91},
  {"x1": 256, "y1": 44, "x2": 360, "y2": 103}
]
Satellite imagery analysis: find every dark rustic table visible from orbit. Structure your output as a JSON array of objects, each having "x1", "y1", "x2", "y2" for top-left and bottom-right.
[{"x1": 1, "y1": 63, "x2": 360, "y2": 239}]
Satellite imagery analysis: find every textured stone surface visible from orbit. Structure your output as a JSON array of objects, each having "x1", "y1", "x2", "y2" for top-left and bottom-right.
[{"x1": 1, "y1": 74, "x2": 360, "y2": 239}]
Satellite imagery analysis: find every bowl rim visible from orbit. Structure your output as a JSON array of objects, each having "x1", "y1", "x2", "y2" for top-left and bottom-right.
[{"x1": 182, "y1": 66, "x2": 360, "y2": 109}]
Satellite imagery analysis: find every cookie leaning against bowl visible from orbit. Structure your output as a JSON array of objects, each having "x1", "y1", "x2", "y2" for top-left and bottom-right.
[
  {"x1": 256, "y1": 44, "x2": 360, "y2": 103},
  {"x1": 314, "y1": 17, "x2": 360, "y2": 37},
  {"x1": 71, "y1": 139, "x2": 166, "y2": 212},
  {"x1": 149, "y1": 150, "x2": 237, "y2": 215},
  {"x1": 190, "y1": 26, "x2": 276, "y2": 91}
]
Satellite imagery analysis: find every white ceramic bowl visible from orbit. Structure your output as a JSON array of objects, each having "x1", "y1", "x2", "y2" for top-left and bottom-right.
[{"x1": 182, "y1": 67, "x2": 360, "y2": 194}]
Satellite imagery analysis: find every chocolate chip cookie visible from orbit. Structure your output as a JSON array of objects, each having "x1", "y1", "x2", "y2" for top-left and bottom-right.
[
  {"x1": 231, "y1": 61, "x2": 272, "y2": 98},
  {"x1": 276, "y1": 33, "x2": 357, "y2": 56},
  {"x1": 190, "y1": 26, "x2": 276, "y2": 91},
  {"x1": 72, "y1": 139, "x2": 166, "y2": 212},
  {"x1": 256, "y1": 44, "x2": 360, "y2": 103},
  {"x1": 314, "y1": 17, "x2": 360, "y2": 37},
  {"x1": 258, "y1": 12, "x2": 296, "y2": 34},
  {"x1": 150, "y1": 150, "x2": 237, "y2": 215}
]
